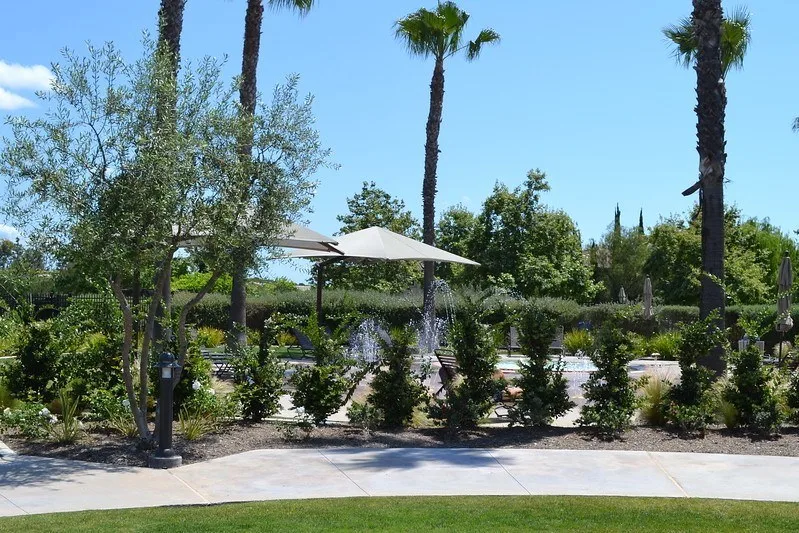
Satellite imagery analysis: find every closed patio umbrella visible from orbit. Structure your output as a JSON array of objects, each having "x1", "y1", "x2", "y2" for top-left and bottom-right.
[
  {"x1": 643, "y1": 277, "x2": 654, "y2": 319},
  {"x1": 618, "y1": 287, "x2": 628, "y2": 305},
  {"x1": 777, "y1": 252, "x2": 793, "y2": 364}
]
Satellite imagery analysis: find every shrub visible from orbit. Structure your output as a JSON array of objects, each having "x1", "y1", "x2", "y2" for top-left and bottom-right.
[
  {"x1": 0, "y1": 321, "x2": 60, "y2": 402},
  {"x1": 367, "y1": 327, "x2": 426, "y2": 428},
  {"x1": 0, "y1": 402, "x2": 52, "y2": 439},
  {"x1": 649, "y1": 332, "x2": 681, "y2": 360},
  {"x1": 87, "y1": 390, "x2": 138, "y2": 437},
  {"x1": 578, "y1": 322, "x2": 640, "y2": 439},
  {"x1": 57, "y1": 332, "x2": 123, "y2": 404},
  {"x1": 231, "y1": 319, "x2": 285, "y2": 422},
  {"x1": 627, "y1": 333, "x2": 650, "y2": 358},
  {"x1": 787, "y1": 370, "x2": 799, "y2": 423},
  {"x1": 290, "y1": 313, "x2": 362, "y2": 425},
  {"x1": 196, "y1": 327, "x2": 225, "y2": 348},
  {"x1": 179, "y1": 407, "x2": 216, "y2": 440},
  {"x1": 170, "y1": 343, "x2": 214, "y2": 413},
  {"x1": 346, "y1": 400, "x2": 383, "y2": 430},
  {"x1": 48, "y1": 389, "x2": 83, "y2": 444},
  {"x1": 508, "y1": 304, "x2": 574, "y2": 427},
  {"x1": 726, "y1": 345, "x2": 784, "y2": 435},
  {"x1": 429, "y1": 296, "x2": 500, "y2": 430},
  {"x1": 172, "y1": 272, "x2": 233, "y2": 294},
  {"x1": 638, "y1": 376, "x2": 670, "y2": 426},
  {"x1": 664, "y1": 315, "x2": 725, "y2": 435},
  {"x1": 563, "y1": 329, "x2": 593, "y2": 356}
]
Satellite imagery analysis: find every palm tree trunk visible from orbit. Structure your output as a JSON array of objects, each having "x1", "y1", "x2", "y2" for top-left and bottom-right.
[
  {"x1": 693, "y1": 0, "x2": 727, "y2": 374},
  {"x1": 157, "y1": 0, "x2": 187, "y2": 73},
  {"x1": 229, "y1": 0, "x2": 264, "y2": 348},
  {"x1": 422, "y1": 56, "x2": 445, "y2": 313}
]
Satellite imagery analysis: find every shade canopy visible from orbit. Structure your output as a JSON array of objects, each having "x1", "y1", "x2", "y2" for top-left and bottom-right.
[
  {"x1": 176, "y1": 223, "x2": 342, "y2": 253},
  {"x1": 287, "y1": 226, "x2": 479, "y2": 319},
  {"x1": 287, "y1": 226, "x2": 479, "y2": 265},
  {"x1": 643, "y1": 277, "x2": 653, "y2": 318}
]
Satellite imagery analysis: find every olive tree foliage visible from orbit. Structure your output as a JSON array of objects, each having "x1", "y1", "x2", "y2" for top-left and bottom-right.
[{"x1": 0, "y1": 41, "x2": 328, "y2": 438}]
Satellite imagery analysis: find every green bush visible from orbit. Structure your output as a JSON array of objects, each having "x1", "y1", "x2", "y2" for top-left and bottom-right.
[
  {"x1": 563, "y1": 329, "x2": 593, "y2": 356},
  {"x1": 638, "y1": 376, "x2": 670, "y2": 427},
  {"x1": 231, "y1": 319, "x2": 285, "y2": 422},
  {"x1": 627, "y1": 333, "x2": 650, "y2": 358},
  {"x1": 48, "y1": 388, "x2": 83, "y2": 444},
  {"x1": 578, "y1": 323, "x2": 640, "y2": 439},
  {"x1": 86, "y1": 389, "x2": 138, "y2": 437},
  {"x1": 0, "y1": 402, "x2": 52, "y2": 439},
  {"x1": 726, "y1": 345, "x2": 784, "y2": 435},
  {"x1": 787, "y1": 370, "x2": 799, "y2": 423},
  {"x1": 429, "y1": 296, "x2": 500, "y2": 430},
  {"x1": 289, "y1": 314, "x2": 361, "y2": 425},
  {"x1": 367, "y1": 327, "x2": 426, "y2": 428},
  {"x1": 664, "y1": 315, "x2": 725, "y2": 435},
  {"x1": 172, "y1": 272, "x2": 233, "y2": 294},
  {"x1": 0, "y1": 321, "x2": 60, "y2": 402},
  {"x1": 508, "y1": 303, "x2": 574, "y2": 427},
  {"x1": 196, "y1": 327, "x2": 225, "y2": 348},
  {"x1": 649, "y1": 332, "x2": 681, "y2": 360},
  {"x1": 346, "y1": 400, "x2": 383, "y2": 430}
]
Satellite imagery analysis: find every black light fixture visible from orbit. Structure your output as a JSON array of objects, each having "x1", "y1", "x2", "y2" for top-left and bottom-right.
[{"x1": 148, "y1": 352, "x2": 182, "y2": 469}]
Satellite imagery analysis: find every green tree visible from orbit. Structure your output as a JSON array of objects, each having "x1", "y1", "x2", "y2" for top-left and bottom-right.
[
  {"x1": 395, "y1": 1, "x2": 499, "y2": 311},
  {"x1": 1, "y1": 43, "x2": 327, "y2": 439},
  {"x1": 664, "y1": 4, "x2": 751, "y2": 373},
  {"x1": 325, "y1": 181, "x2": 422, "y2": 292},
  {"x1": 436, "y1": 204, "x2": 477, "y2": 285},
  {"x1": 468, "y1": 170, "x2": 598, "y2": 302},
  {"x1": 591, "y1": 217, "x2": 650, "y2": 303}
]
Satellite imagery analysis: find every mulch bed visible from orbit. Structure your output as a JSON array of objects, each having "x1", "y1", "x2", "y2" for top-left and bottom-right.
[{"x1": 3, "y1": 422, "x2": 799, "y2": 467}]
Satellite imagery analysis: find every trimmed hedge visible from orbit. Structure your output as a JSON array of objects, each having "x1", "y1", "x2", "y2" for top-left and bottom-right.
[{"x1": 172, "y1": 291, "x2": 798, "y2": 352}]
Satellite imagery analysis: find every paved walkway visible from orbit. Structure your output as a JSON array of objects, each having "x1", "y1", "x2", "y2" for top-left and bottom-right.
[{"x1": 1, "y1": 448, "x2": 799, "y2": 516}]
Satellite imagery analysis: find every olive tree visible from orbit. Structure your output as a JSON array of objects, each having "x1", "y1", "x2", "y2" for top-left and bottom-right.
[{"x1": 1, "y1": 40, "x2": 328, "y2": 439}]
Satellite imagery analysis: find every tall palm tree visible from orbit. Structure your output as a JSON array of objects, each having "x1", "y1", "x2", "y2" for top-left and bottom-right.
[
  {"x1": 229, "y1": 0, "x2": 317, "y2": 346},
  {"x1": 395, "y1": 2, "x2": 499, "y2": 313},
  {"x1": 664, "y1": 3, "x2": 750, "y2": 373}
]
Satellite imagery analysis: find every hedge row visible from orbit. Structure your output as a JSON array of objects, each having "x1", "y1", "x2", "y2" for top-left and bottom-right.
[{"x1": 173, "y1": 290, "x2": 798, "y2": 349}]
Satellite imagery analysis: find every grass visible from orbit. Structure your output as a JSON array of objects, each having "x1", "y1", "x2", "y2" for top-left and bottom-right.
[{"x1": 1, "y1": 496, "x2": 798, "y2": 532}]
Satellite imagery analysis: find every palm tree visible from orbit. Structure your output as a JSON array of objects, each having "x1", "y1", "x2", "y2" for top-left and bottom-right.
[
  {"x1": 664, "y1": 3, "x2": 750, "y2": 373},
  {"x1": 663, "y1": 5, "x2": 751, "y2": 77},
  {"x1": 395, "y1": 1, "x2": 499, "y2": 313},
  {"x1": 229, "y1": 0, "x2": 317, "y2": 346}
]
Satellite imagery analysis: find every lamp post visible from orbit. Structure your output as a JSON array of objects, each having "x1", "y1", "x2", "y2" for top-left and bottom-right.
[{"x1": 148, "y1": 352, "x2": 182, "y2": 469}]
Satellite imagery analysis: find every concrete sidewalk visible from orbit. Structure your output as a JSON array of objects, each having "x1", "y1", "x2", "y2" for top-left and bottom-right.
[{"x1": 1, "y1": 448, "x2": 798, "y2": 516}]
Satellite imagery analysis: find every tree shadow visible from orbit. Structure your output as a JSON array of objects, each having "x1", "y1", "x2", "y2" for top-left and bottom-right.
[
  {"x1": 0, "y1": 454, "x2": 139, "y2": 488},
  {"x1": 319, "y1": 446, "x2": 505, "y2": 471}
]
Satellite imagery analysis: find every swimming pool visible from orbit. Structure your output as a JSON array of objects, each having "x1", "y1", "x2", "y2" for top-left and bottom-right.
[{"x1": 496, "y1": 357, "x2": 598, "y2": 373}]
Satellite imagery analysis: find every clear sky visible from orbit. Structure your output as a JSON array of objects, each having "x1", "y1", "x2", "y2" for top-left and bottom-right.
[{"x1": 1, "y1": 1, "x2": 797, "y2": 282}]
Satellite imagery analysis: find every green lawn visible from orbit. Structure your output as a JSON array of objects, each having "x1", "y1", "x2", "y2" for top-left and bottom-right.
[{"x1": 2, "y1": 496, "x2": 798, "y2": 532}]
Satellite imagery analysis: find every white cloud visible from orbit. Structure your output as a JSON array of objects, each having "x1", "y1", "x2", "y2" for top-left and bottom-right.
[
  {"x1": 0, "y1": 224, "x2": 21, "y2": 241},
  {"x1": 0, "y1": 60, "x2": 53, "y2": 90},
  {"x1": 0, "y1": 87, "x2": 34, "y2": 110}
]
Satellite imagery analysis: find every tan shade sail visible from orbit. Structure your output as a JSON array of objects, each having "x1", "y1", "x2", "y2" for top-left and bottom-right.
[{"x1": 176, "y1": 223, "x2": 342, "y2": 253}]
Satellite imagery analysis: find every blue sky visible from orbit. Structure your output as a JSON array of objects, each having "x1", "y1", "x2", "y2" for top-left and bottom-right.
[{"x1": 1, "y1": 1, "x2": 797, "y2": 282}]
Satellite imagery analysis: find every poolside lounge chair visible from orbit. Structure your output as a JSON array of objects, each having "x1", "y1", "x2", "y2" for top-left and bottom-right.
[
  {"x1": 290, "y1": 327, "x2": 315, "y2": 357},
  {"x1": 503, "y1": 327, "x2": 521, "y2": 355},
  {"x1": 434, "y1": 348, "x2": 459, "y2": 396},
  {"x1": 549, "y1": 326, "x2": 565, "y2": 355}
]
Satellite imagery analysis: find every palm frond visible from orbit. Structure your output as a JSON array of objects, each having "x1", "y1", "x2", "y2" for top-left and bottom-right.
[
  {"x1": 268, "y1": 0, "x2": 316, "y2": 16},
  {"x1": 720, "y1": 5, "x2": 752, "y2": 75},
  {"x1": 662, "y1": 6, "x2": 752, "y2": 76},
  {"x1": 662, "y1": 16, "x2": 695, "y2": 70},
  {"x1": 394, "y1": 8, "x2": 443, "y2": 59},
  {"x1": 793, "y1": 117, "x2": 799, "y2": 133},
  {"x1": 466, "y1": 28, "x2": 500, "y2": 61}
]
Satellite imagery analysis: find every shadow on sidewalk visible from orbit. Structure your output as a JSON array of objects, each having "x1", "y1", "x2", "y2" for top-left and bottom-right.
[{"x1": 0, "y1": 455, "x2": 140, "y2": 488}]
